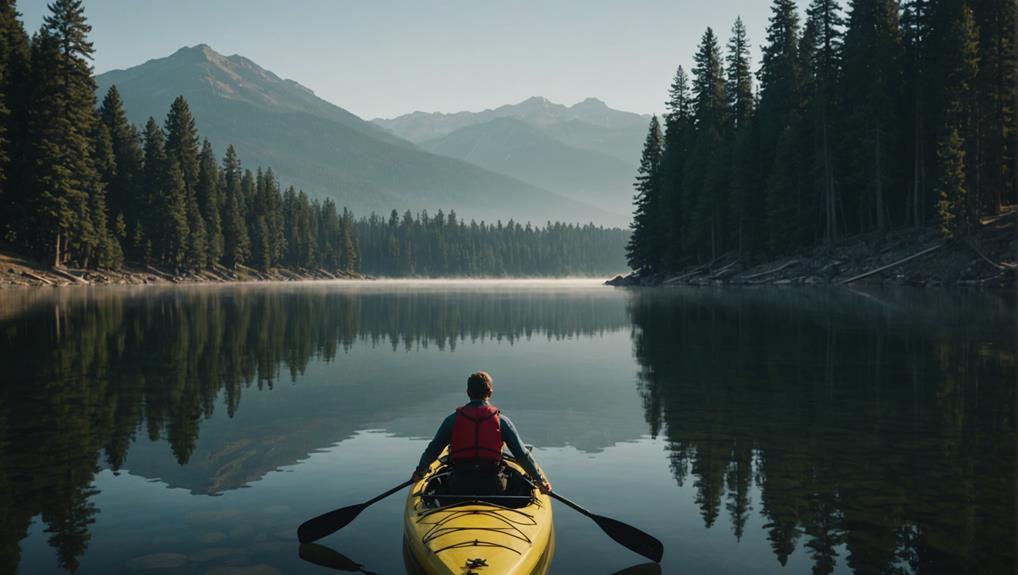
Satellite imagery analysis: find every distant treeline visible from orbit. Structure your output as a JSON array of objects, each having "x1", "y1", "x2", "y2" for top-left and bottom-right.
[
  {"x1": 627, "y1": 0, "x2": 1016, "y2": 274},
  {"x1": 356, "y1": 211, "x2": 628, "y2": 277},
  {"x1": 0, "y1": 0, "x2": 627, "y2": 278}
]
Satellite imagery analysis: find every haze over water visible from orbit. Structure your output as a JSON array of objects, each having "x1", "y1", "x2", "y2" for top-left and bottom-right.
[{"x1": 1, "y1": 281, "x2": 1014, "y2": 574}]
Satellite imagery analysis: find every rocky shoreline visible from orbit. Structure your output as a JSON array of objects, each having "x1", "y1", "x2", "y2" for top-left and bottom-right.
[
  {"x1": 607, "y1": 211, "x2": 1017, "y2": 289},
  {"x1": 0, "y1": 250, "x2": 363, "y2": 288}
]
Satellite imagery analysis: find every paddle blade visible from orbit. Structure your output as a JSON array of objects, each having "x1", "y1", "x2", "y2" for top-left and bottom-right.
[
  {"x1": 297, "y1": 503, "x2": 366, "y2": 544},
  {"x1": 592, "y1": 513, "x2": 664, "y2": 563}
]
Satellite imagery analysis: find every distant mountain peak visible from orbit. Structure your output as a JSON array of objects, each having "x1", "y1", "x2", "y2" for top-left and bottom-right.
[
  {"x1": 168, "y1": 43, "x2": 221, "y2": 62},
  {"x1": 573, "y1": 97, "x2": 607, "y2": 108}
]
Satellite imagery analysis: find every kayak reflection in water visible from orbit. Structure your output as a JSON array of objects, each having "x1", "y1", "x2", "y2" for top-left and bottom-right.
[{"x1": 411, "y1": 371, "x2": 553, "y2": 496}]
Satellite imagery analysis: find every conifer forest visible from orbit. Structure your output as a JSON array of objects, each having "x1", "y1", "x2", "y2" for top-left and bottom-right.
[{"x1": 626, "y1": 0, "x2": 1016, "y2": 275}]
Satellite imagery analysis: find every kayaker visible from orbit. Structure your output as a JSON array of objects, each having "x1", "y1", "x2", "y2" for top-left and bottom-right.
[{"x1": 412, "y1": 371, "x2": 553, "y2": 495}]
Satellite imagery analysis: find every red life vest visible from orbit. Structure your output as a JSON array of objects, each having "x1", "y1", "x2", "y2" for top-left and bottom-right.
[{"x1": 450, "y1": 404, "x2": 503, "y2": 462}]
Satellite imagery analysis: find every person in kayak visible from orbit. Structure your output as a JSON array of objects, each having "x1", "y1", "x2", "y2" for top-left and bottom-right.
[{"x1": 412, "y1": 371, "x2": 553, "y2": 496}]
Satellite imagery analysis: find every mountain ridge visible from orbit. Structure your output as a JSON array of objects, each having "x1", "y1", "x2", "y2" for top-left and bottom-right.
[
  {"x1": 372, "y1": 96, "x2": 651, "y2": 170},
  {"x1": 420, "y1": 117, "x2": 636, "y2": 216},
  {"x1": 95, "y1": 45, "x2": 623, "y2": 227}
]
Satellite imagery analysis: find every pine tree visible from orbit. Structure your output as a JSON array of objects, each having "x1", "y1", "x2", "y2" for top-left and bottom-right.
[
  {"x1": 933, "y1": 0, "x2": 979, "y2": 238},
  {"x1": 903, "y1": 0, "x2": 934, "y2": 226},
  {"x1": 0, "y1": 0, "x2": 21, "y2": 226},
  {"x1": 98, "y1": 86, "x2": 143, "y2": 234},
  {"x1": 725, "y1": 18, "x2": 758, "y2": 256},
  {"x1": 341, "y1": 207, "x2": 358, "y2": 273},
  {"x1": 141, "y1": 117, "x2": 167, "y2": 258},
  {"x1": 660, "y1": 66, "x2": 694, "y2": 268},
  {"x1": 936, "y1": 127, "x2": 967, "y2": 238},
  {"x1": 263, "y1": 168, "x2": 285, "y2": 266},
  {"x1": 196, "y1": 139, "x2": 223, "y2": 266},
  {"x1": 687, "y1": 27, "x2": 730, "y2": 260},
  {"x1": 726, "y1": 18, "x2": 755, "y2": 130},
  {"x1": 161, "y1": 157, "x2": 189, "y2": 270},
  {"x1": 91, "y1": 120, "x2": 122, "y2": 267},
  {"x1": 0, "y1": 0, "x2": 29, "y2": 243},
  {"x1": 805, "y1": 0, "x2": 844, "y2": 243},
  {"x1": 163, "y1": 96, "x2": 199, "y2": 191},
  {"x1": 626, "y1": 116, "x2": 664, "y2": 273},
  {"x1": 163, "y1": 96, "x2": 205, "y2": 269},
  {"x1": 184, "y1": 178, "x2": 206, "y2": 270},
  {"x1": 970, "y1": 0, "x2": 1017, "y2": 214},
  {"x1": 221, "y1": 145, "x2": 249, "y2": 267},
  {"x1": 841, "y1": 0, "x2": 904, "y2": 233},
  {"x1": 757, "y1": 0, "x2": 804, "y2": 256},
  {"x1": 250, "y1": 168, "x2": 270, "y2": 270},
  {"x1": 25, "y1": 0, "x2": 111, "y2": 266}
]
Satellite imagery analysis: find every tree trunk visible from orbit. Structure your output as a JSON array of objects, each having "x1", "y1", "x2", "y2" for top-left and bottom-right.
[
  {"x1": 912, "y1": 93, "x2": 923, "y2": 227},
  {"x1": 54, "y1": 232, "x2": 61, "y2": 269},
  {"x1": 875, "y1": 130, "x2": 885, "y2": 232},
  {"x1": 823, "y1": 118, "x2": 835, "y2": 244}
]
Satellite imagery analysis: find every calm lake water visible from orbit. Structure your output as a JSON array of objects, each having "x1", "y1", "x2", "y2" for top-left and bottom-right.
[{"x1": 0, "y1": 280, "x2": 1014, "y2": 575}]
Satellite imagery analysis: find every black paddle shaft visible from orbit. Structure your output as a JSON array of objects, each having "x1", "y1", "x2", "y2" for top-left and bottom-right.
[
  {"x1": 519, "y1": 476, "x2": 664, "y2": 563},
  {"x1": 297, "y1": 479, "x2": 414, "y2": 543}
]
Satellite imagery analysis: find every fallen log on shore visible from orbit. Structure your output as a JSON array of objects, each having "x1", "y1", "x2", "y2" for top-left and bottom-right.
[
  {"x1": 740, "y1": 259, "x2": 801, "y2": 281},
  {"x1": 838, "y1": 244, "x2": 943, "y2": 285}
]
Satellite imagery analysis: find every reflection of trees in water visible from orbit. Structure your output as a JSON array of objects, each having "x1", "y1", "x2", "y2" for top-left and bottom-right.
[
  {"x1": 0, "y1": 287, "x2": 627, "y2": 572},
  {"x1": 629, "y1": 289, "x2": 1016, "y2": 574}
]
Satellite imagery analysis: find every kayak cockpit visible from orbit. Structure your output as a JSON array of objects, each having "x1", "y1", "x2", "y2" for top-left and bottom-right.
[{"x1": 417, "y1": 459, "x2": 538, "y2": 510}]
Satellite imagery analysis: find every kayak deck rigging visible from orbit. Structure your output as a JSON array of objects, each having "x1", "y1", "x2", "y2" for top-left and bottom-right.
[{"x1": 417, "y1": 499, "x2": 543, "y2": 555}]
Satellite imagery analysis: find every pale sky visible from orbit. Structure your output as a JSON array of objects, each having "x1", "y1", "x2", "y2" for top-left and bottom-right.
[{"x1": 21, "y1": 1, "x2": 809, "y2": 119}]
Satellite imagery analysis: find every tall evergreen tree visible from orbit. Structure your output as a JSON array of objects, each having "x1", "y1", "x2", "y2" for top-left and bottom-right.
[
  {"x1": 163, "y1": 96, "x2": 199, "y2": 192},
  {"x1": 933, "y1": 0, "x2": 979, "y2": 237},
  {"x1": 221, "y1": 145, "x2": 249, "y2": 267},
  {"x1": 903, "y1": 0, "x2": 934, "y2": 226},
  {"x1": 164, "y1": 96, "x2": 205, "y2": 269},
  {"x1": 160, "y1": 157, "x2": 189, "y2": 270},
  {"x1": 141, "y1": 117, "x2": 166, "y2": 259},
  {"x1": 0, "y1": 0, "x2": 30, "y2": 242},
  {"x1": 841, "y1": 0, "x2": 904, "y2": 233},
  {"x1": 28, "y1": 1, "x2": 106, "y2": 267},
  {"x1": 98, "y1": 85, "x2": 143, "y2": 233},
  {"x1": 660, "y1": 66, "x2": 695, "y2": 268},
  {"x1": 758, "y1": 0, "x2": 804, "y2": 255},
  {"x1": 725, "y1": 18, "x2": 758, "y2": 256},
  {"x1": 626, "y1": 116, "x2": 664, "y2": 273},
  {"x1": 970, "y1": 0, "x2": 1017, "y2": 213},
  {"x1": 684, "y1": 28, "x2": 730, "y2": 260},
  {"x1": 90, "y1": 120, "x2": 121, "y2": 267},
  {"x1": 726, "y1": 18, "x2": 755, "y2": 130},
  {"x1": 805, "y1": 0, "x2": 844, "y2": 243},
  {"x1": 341, "y1": 207, "x2": 358, "y2": 273},
  {"x1": 196, "y1": 139, "x2": 223, "y2": 267}
]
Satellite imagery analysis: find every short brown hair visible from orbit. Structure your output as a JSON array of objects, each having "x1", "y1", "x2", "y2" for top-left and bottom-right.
[{"x1": 467, "y1": 371, "x2": 493, "y2": 399}]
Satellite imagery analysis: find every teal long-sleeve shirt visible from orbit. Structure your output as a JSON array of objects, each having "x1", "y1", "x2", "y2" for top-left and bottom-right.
[{"x1": 416, "y1": 400, "x2": 546, "y2": 482}]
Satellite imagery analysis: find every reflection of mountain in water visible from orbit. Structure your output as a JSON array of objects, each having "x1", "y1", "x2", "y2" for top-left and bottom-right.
[
  {"x1": 628, "y1": 288, "x2": 1016, "y2": 574},
  {"x1": 0, "y1": 284, "x2": 629, "y2": 572}
]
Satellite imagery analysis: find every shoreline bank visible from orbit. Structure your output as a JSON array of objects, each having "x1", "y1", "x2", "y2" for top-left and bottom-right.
[
  {"x1": 0, "y1": 250, "x2": 363, "y2": 288},
  {"x1": 608, "y1": 211, "x2": 1017, "y2": 289}
]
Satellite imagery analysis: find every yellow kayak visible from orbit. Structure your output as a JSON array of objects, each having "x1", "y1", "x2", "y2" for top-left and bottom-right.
[{"x1": 403, "y1": 448, "x2": 553, "y2": 575}]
